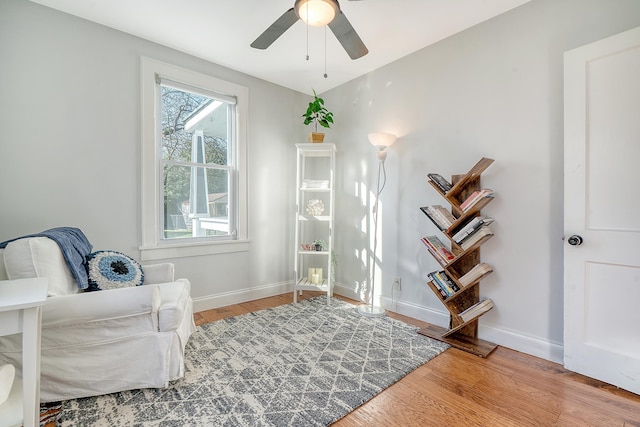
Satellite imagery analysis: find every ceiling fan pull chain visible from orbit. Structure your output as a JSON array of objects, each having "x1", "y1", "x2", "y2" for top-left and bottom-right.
[
  {"x1": 324, "y1": 25, "x2": 328, "y2": 78},
  {"x1": 306, "y1": 7, "x2": 309, "y2": 60}
]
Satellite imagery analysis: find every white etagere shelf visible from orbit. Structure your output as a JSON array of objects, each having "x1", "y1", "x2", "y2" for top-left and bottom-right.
[{"x1": 293, "y1": 143, "x2": 335, "y2": 304}]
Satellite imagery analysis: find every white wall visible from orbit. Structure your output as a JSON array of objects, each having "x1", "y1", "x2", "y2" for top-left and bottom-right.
[
  {"x1": 0, "y1": 0, "x2": 309, "y2": 306},
  {"x1": 324, "y1": 0, "x2": 640, "y2": 362}
]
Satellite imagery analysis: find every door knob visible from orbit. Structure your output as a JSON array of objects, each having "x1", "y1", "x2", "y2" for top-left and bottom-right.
[{"x1": 568, "y1": 235, "x2": 583, "y2": 246}]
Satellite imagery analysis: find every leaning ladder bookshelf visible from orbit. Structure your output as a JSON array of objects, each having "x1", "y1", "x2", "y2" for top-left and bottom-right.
[{"x1": 417, "y1": 157, "x2": 498, "y2": 357}]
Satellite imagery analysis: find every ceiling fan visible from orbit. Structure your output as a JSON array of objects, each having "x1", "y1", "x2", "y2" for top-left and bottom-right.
[{"x1": 250, "y1": 0, "x2": 369, "y2": 60}]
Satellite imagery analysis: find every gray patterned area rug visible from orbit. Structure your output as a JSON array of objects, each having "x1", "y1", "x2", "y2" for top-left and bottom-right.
[{"x1": 56, "y1": 297, "x2": 449, "y2": 426}]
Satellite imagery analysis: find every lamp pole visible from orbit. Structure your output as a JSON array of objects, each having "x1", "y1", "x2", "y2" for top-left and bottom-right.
[{"x1": 358, "y1": 133, "x2": 396, "y2": 317}]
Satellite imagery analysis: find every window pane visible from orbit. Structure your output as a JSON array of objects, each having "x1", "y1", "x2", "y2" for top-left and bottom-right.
[
  {"x1": 160, "y1": 83, "x2": 233, "y2": 241},
  {"x1": 163, "y1": 164, "x2": 230, "y2": 239},
  {"x1": 161, "y1": 85, "x2": 230, "y2": 166},
  {"x1": 163, "y1": 164, "x2": 190, "y2": 239},
  {"x1": 200, "y1": 168, "x2": 230, "y2": 236}
]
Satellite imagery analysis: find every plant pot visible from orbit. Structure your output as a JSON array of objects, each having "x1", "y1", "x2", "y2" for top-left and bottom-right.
[
  {"x1": 308, "y1": 132, "x2": 325, "y2": 143},
  {"x1": 315, "y1": 243, "x2": 322, "y2": 251}
]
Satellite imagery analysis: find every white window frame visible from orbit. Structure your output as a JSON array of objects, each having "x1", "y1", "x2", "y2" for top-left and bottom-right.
[{"x1": 140, "y1": 57, "x2": 248, "y2": 261}]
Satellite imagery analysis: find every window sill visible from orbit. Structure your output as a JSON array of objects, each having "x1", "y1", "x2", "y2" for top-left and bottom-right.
[{"x1": 139, "y1": 239, "x2": 249, "y2": 261}]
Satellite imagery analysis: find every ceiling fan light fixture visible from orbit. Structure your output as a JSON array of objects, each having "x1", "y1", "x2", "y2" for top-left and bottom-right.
[{"x1": 295, "y1": 0, "x2": 339, "y2": 27}]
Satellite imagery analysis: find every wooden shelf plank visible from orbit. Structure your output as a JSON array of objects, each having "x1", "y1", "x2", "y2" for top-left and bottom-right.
[
  {"x1": 442, "y1": 304, "x2": 493, "y2": 337},
  {"x1": 446, "y1": 197, "x2": 495, "y2": 234},
  {"x1": 443, "y1": 281, "x2": 481, "y2": 303},
  {"x1": 446, "y1": 157, "x2": 494, "y2": 202},
  {"x1": 417, "y1": 324, "x2": 498, "y2": 358},
  {"x1": 427, "y1": 179, "x2": 448, "y2": 197}
]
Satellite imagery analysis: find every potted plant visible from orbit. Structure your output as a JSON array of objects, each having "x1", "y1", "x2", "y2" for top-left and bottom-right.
[
  {"x1": 303, "y1": 90, "x2": 334, "y2": 143},
  {"x1": 313, "y1": 239, "x2": 327, "y2": 252}
]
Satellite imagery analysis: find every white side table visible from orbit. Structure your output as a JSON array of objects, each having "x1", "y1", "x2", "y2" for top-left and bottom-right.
[{"x1": 0, "y1": 278, "x2": 48, "y2": 427}]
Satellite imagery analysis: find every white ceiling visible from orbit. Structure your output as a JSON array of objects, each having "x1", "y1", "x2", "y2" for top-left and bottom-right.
[{"x1": 29, "y1": 0, "x2": 532, "y2": 95}]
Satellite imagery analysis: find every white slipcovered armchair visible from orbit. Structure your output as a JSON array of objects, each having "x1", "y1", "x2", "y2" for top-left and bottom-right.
[{"x1": 0, "y1": 236, "x2": 196, "y2": 402}]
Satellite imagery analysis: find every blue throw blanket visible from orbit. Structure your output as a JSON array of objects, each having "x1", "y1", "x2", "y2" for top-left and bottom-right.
[{"x1": 0, "y1": 227, "x2": 93, "y2": 290}]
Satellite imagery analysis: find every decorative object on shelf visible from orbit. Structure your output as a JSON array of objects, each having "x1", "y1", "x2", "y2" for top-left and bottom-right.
[
  {"x1": 302, "y1": 90, "x2": 334, "y2": 143},
  {"x1": 418, "y1": 157, "x2": 498, "y2": 358},
  {"x1": 308, "y1": 267, "x2": 323, "y2": 284},
  {"x1": 313, "y1": 239, "x2": 327, "y2": 251},
  {"x1": 302, "y1": 179, "x2": 329, "y2": 189},
  {"x1": 358, "y1": 132, "x2": 397, "y2": 318},
  {"x1": 306, "y1": 199, "x2": 325, "y2": 216}
]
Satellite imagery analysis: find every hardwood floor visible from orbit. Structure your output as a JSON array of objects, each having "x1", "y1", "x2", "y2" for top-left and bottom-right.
[{"x1": 196, "y1": 292, "x2": 640, "y2": 427}]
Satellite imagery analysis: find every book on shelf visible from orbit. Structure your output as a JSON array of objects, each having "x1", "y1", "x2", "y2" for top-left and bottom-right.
[
  {"x1": 423, "y1": 244, "x2": 445, "y2": 265},
  {"x1": 421, "y1": 235, "x2": 455, "y2": 264},
  {"x1": 458, "y1": 263, "x2": 493, "y2": 287},
  {"x1": 458, "y1": 298, "x2": 494, "y2": 322},
  {"x1": 420, "y1": 205, "x2": 456, "y2": 230},
  {"x1": 427, "y1": 279, "x2": 448, "y2": 299},
  {"x1": 435, "y1": 270, "x2": 459, "y2": 294},
  {"x1": 460, "y1": 226, "x2": 494, "y2": 250},
  {"x1": 427, "y1": 173, "x2": 452, "y2": 193},
  {"x1": 428, "y1": 272, "x2": 450, "y2": 296},
  {"x1": 452, "y1": 216, "x2": 495, "y2": 243},
  {"x1": 427, "y1": 271, "x2": 459, "y2": 297},
  {"x1": 460, "y1": 189, "x2": 494, "y2": 212},
  {"x1": 438, "y1": 271, "x2": 460, "y2": 294}
]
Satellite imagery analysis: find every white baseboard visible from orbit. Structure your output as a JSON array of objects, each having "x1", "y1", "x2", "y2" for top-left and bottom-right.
[
  {"x1": 194, "y1": 281, "x2": 564, "y2": 365},
  {"x1": 192, "y1": 281, "x2": 293, "y2": 313},
  {"x1": 478, "y1": 324, "x2": 564, "y2": 364},
  {"x1": 377, "y1": 294, "x2": 564, "y2": 365},
  {"x1": 333, "y1": 283, "x2": 359, "y2": 300},
  {"x1": 380, "y1": 294, "x2": 451, "y2": 326}
]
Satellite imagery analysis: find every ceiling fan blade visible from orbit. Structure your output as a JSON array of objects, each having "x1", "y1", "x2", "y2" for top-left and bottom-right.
[
  {"x1": 328, "y1": 11, "x2": 368, "y2": 59},
  {"x1": 250, "y1": 8, "x2": 299, "y2": 49}
]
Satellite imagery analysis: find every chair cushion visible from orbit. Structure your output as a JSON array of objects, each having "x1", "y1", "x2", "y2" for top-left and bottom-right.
[
  {"x1": 86, "y1": 251, "x2": 144, "y2": 290},
  {"x1": 3, "y1": 237, "x2": 78, "y2": 296}
]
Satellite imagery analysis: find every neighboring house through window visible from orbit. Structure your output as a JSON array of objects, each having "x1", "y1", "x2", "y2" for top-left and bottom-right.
[{"x1": 140, "y1": 57, "x2": 248, "y2": 261}]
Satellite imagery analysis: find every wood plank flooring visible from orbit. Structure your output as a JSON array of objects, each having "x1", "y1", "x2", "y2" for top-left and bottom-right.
[{"x1": 196, "y1": 292, "x2": 640, "y2": 427}]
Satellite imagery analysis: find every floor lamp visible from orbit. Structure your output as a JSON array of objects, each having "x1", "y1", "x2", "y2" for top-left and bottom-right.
[{"x1": 358, "y1": 132, "x2": 397, "y2": 317}]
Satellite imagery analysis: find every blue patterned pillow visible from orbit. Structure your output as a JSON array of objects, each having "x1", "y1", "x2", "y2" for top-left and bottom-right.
[{"x1": 85, "y1": 251, "x2": 144, "y2": 291}]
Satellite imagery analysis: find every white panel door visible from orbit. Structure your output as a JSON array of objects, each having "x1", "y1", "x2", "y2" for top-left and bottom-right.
[{"x1": 564, "y1": 26, "x2": 640, "y2": 394}]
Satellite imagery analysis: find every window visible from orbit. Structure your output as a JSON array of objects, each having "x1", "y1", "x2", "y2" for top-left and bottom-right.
[
  {"x1": 159, "y1": 81, "x2": 235, "y2": 240},
  {"x1": 140, "y1": 58, "x2": 248, "y2": 260}
]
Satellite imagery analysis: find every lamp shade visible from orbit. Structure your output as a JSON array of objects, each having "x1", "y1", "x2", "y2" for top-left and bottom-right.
[
  {"x1": 296, "y1": 0, "x2": 338, "y2": 27},
  {"x1": 368, "y1": 132, "x2": 397, "y2": 148}
]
